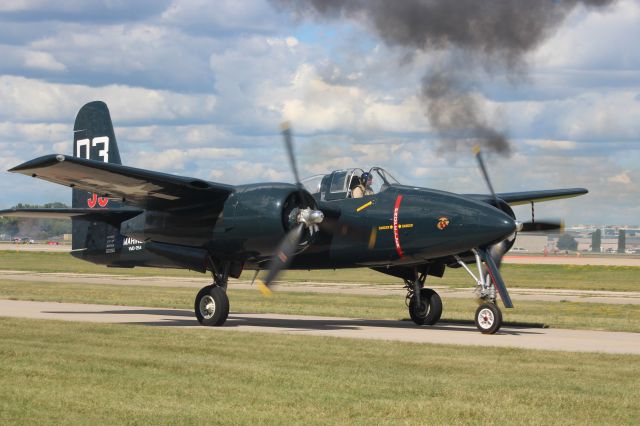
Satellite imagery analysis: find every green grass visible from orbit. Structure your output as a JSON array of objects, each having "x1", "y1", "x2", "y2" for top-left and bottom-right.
[
  {"x1": 0, "y1": 251, "x2": 202, "y2": 277},
  {"x1": 2, "y1": 251, "x2": 640, "y2": 292},
  {"x1": 2, "y1": 280, "x2": 639, "y2": 332},
  {"x1": 0, "y1": 317, "x2": 638, "y2": 425}
]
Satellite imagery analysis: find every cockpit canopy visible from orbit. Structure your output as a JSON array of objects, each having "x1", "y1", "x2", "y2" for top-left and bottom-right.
[{"x1": 301, "y1": 167, "x2": 399, "y2": 201}]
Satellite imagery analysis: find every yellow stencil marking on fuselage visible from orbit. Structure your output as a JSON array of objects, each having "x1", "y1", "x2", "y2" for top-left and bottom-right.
[
  {"x1": 368, "y1": 227, "x2": 377, "y2": 249},
  {"x1": 356, "y1": 201, "x2": 373, "y2": 212},
  {"x1": 378, "y1": 223, "x2": 413, "y2": 231}
]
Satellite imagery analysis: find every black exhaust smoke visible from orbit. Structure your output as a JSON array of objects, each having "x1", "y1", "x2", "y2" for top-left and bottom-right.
[{"x1": 272, "y1": 0, "x2": 617, "y2": 155}]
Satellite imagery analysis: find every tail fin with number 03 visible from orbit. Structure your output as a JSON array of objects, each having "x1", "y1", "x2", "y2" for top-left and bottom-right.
[{"x1": 71, "y1": 101, "x2": 124, "y2": 250}]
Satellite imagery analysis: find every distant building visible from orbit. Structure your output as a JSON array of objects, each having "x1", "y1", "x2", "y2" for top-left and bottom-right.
[
  {"x1": 511, "y1": 235, "x2": 548, "y2": 253},
  {"x1": 508, "y1": 225, "x2": 640, "y2": 254}
]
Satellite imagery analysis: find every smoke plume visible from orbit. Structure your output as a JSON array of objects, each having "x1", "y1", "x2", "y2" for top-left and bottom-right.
[{"x1": 273, "y1": 0, "x2": 617, "y2": 155}]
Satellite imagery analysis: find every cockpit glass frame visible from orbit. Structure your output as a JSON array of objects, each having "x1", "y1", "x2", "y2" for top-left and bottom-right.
[
  {"x1": 300, "y1": 174, "x2": 323, "y2": 194},
  {"x1": 301, "y1": 167, "x2": 400, "y2": 201},
  {"x1": 329, "y1": 171, "x2": 348, "y2": 193},
  {"x1": 370, "y1": 167, "x2": 399, "y2": 185}
]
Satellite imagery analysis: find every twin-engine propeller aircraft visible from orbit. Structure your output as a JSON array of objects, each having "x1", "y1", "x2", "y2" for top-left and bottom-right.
[{"x1": 1, "y1": 101, "x2": 587, "y2": 333}]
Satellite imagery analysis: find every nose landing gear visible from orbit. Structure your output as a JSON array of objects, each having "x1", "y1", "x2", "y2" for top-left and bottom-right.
[
  {"x1": 475, "y1": 302, "x2": 502, "y2": 334},
  {"x1": 455, "y1": 249, "x2": 508, "y2": 334}
]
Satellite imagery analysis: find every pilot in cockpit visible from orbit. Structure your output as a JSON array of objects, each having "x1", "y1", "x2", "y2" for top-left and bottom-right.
[
  {"x1": 361, "y1": 172, "x2": 374, "y2": 196},
  {"x1": 350, "y1": 175, "x2": 365, "y2": 198}
]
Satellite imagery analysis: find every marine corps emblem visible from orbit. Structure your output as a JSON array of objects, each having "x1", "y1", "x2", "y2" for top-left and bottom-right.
[{"x1": 437, "y1": 217, "x2": 450, "y2": 230}]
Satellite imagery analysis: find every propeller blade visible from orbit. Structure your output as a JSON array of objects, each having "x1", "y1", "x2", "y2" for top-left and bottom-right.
[
  {"x1": 281, "y1": 122, "x2": 302, "y2": 188},
  {"x1": 520, "y1": 220, "x2": 564, "y2": 233},
  {"x1": 257, "y1": 223, "x2": 305, "y2": 296},
  {"x1": 481, "y1": 247, "x2": 514, "y2": 308},
  {"x1": 489, "y1": 239, "x2": 510, "y2": 269},
  {"x1": 473, "y1": 145, "x2": 498, "y2": 205}
]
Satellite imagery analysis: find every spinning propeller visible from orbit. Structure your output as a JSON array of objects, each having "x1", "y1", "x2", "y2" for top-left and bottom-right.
[
  {"x1": 257, "y1": 123, "x2": 324, "y2": 296},
  {"x1": 473, "y1": 146, "x2": 564, "y2": 302}
]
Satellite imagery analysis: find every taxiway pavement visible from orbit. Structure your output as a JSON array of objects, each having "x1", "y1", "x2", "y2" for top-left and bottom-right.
[
  {"x1": 3, "y1": 270, "x2": 640, "y2": 305},
  {"x1": 0, "y1": 299, "x2": 637, "y2": 355}
]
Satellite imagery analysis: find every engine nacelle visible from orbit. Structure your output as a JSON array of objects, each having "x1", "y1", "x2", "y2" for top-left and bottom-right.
[{"x1": 209, "y1": 183, "x2": 317, "y2": 260}]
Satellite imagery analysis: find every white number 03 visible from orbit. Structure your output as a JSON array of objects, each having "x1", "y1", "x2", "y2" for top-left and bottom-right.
[{"x1": 76, "y1": 137, "x2": 109, "y2": 163}]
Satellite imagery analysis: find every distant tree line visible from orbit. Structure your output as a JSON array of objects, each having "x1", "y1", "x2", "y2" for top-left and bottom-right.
[
  {"x1": 556, "y1": 234, "x2": 578, "y2": 251},
  {"x1": 0, "y1": 202, "x2": 71, "y2": 240}
]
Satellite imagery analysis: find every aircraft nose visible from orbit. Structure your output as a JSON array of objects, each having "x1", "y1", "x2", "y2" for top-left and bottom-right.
[{"x1": 482, "y1": 207, "x2": 517, "y2": 245}]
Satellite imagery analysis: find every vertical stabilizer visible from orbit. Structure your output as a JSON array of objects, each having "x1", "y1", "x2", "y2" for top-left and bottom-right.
[
  {"x1": 71, "y1": 101, "x2": 123, "y2": 251},
  {"x1": 73, "y1": 101, "x2": 121, "y2": 166}
]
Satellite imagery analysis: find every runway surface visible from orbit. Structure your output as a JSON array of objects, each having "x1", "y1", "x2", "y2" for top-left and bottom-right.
[
  {"x1": 1, "y1": 299, "x2": 637, "y2": 354},
  {"x1": 3, "y1": 270, "x2": 640, "y2": 305}
]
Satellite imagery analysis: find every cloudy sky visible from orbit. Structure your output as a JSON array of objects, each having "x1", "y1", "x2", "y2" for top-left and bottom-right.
[{"x1": 0, "y1": 0, "x2": 638, "y2": 225}]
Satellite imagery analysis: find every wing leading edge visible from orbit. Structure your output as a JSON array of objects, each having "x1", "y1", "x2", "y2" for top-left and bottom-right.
[{"x1": 8, "y1": 154, "x2": 235, "y2": 209}]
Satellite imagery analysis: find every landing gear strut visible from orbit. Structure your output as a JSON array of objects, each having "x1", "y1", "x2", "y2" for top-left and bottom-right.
[
  {"x1": 405, "y1": 269, "x2": 442, "y2": 326},
  {"x1": 455, "y1": 249, "x2": 504, "y2": 334},
  {"x1": 195, "y1": 257, "x2": 230, "y2": 327}
]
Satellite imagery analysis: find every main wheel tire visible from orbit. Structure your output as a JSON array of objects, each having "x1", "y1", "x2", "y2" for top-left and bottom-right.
[
  {"x1": 475, "y1": 303, "x2": 502, "y2": 334},
  {"x1": 195, "y1": 285, "x2": 229, "y2": 326},
  {"x1": 409, "y1": 288, "x2": 443, "y2": 326}
]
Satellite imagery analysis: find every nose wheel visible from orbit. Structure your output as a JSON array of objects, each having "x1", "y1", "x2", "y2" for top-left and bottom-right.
[{"x1": 474, "y1": 302, "x2": 502, "y2": 334}]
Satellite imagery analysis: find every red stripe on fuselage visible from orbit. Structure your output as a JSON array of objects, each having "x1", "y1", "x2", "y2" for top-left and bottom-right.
[{"x1": 393, "y1": 195, "x2": 404, "y2": 258}]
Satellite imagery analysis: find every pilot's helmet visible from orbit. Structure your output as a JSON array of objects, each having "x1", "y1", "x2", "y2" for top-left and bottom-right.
[{"x1": 361, "y1": 172, "x2": 372, "y2": 184}]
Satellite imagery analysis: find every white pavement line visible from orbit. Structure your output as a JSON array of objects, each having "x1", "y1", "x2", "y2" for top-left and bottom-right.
[{"x1": 0, "y1": 299, "x2": 638, "y2": 355}]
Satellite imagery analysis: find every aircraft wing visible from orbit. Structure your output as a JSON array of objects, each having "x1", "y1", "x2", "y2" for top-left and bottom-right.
[
  {"x1": 496, "y1": 188, "x2": 588, "y2": 205},
  {"x1": 0, "y1": 208, "x2": 142, "y2": 220},
  {"x1": 466, "y1": 188, "x2": 587, "y2": 206},
  {"x1": 8, "y1": 154, "x2": 234, "y2": 209}
]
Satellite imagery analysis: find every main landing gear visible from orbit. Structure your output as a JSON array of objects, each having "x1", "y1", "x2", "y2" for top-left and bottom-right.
[
  {"x1": 195, "y1": 259, "x2": 230, "y2": 327},
  {"x1": 455, "y1": 249, "x2": 503, "y2": 334},
  {"x1": 405, "y1": 270, "x2": 442, "y2": 326}
]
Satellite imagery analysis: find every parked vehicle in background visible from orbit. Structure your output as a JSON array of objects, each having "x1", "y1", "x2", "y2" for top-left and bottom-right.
[{"x1": 20, "y1": 237, "x2": 34, "y2": 244}]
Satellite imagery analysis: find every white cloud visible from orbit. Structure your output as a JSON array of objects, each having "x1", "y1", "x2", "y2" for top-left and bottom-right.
[
  {"x1": 534, "y1": 0, "x2": 640, "y2": 71},
  {"x1": 0, "y1": 76, "x2": 216, "y2": 123},
  {"x1": 161, "y1": 0, "x2": 283, "y2": 34},
  {"x1": 523, "y1": 139, "x2": 578, "y2": 150},
  {"x1": 264, "y1": 63, "x2": 429, "y2": 134},
  {"x1": 23, "y1": 50, "x2": 66, "y2": 71},
  {"x1": 608, "y1": 171, "x2": 632, "y2": 185}
]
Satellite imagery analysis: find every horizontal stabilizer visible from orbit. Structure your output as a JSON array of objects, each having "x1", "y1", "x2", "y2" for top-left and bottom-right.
[
  {"x1": 8, "y1": 155, "x2": 234, "y2": 209},
  {"x1": 0, "y1": 208, "x2": 142, "y2": 220}
]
